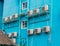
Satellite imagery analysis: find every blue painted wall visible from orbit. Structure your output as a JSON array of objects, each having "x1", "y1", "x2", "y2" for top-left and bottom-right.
[
  {"x1": 3, "y1": 0, "x2": 60, "y2": 46},
  {"x1": 0, "y1": 1, "x2": 3, "y2": 30},
  {"x1": 52, "y1": 0, "x2": 60, "y2": 46},
  {"x1": 3, "y1": 0, "x2": 19, "y2": 18},
  {"x1": 3, "y1": 0, "x2": 20, "y2": 45},
  {"x1": 27, "y1": 0, "x2": 51, "y2": 46}
]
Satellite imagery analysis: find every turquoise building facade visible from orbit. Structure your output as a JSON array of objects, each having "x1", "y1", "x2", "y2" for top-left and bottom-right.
[{"x1": 1, "y1": 0, "x2": 60, "y2": 46}]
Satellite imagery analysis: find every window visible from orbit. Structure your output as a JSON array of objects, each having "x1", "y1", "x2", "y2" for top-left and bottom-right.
[
  {"x1": 21, "y1": 21, "x2": 27, "y2": 29},
  {"x1": 22, "y1": 2, "x2": 27, "y2": 10}
]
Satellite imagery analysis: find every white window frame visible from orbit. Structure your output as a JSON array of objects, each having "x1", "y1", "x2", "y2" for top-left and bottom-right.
[
  {"x1": 22, "y1": 1, "x2": 27, "y2": 10},
  {"x1": 21, "y1": 20, "x2": 27, "y2": 29}
]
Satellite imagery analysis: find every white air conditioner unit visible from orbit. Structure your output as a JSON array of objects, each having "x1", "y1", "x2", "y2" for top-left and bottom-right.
[
  {"x1": 34, "y1": 9, "x2": 40, "y2": 14},
  {"x1": 8, "y1": 33, "x2": 12, "y2": 38},
  {"x1": 12, "y1": 38, "x2": 16, "y2": 44},
  {"x1": 42, "y1": 5, "x2": 48, "y2": 11},
  {"x1": 35, "y1": 28, "x2": 41, "y2": 34},
  {"x1": 13, "y1": 32, "x2": 17, "y2": 37},
  {"x1": 43, "y1": 26, "x2": 50, "y2": 33},
  {"x1": 14, "y1": 14, "x2": 18, "y2": 19},
  {"x1": 3, "y1": 17, "x2": 8, "y2": 22},
  {"x1": 28, "y1": 10, "x2": 33, "y2": 16},
  {"x1": 8, "y1": 16, "x2": 12, "y2": 20},
  {"x1": 28, "y1": 29, "x2": 34, "y2": 35}
]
